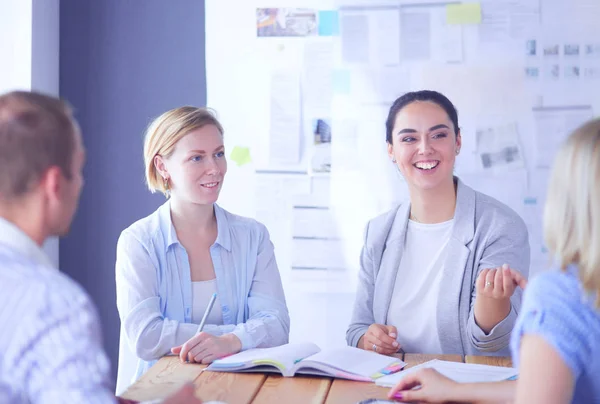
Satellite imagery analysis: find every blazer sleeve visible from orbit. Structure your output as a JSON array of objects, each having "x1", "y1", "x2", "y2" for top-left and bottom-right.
[
  {"x1": 467, "y1": 214, "x2": 530, "y2": 352},
  {"x1": 346, "y1": 220, "x2": 377, "y2": 347}
]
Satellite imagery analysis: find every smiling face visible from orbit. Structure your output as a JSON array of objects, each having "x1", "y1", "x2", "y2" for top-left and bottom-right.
[
  {"x1": 155, "y1": 124, "x2": 227, "y2": 206},
  {"x1": 387, "y1": 101, "x2": 461, "y2": 192}
]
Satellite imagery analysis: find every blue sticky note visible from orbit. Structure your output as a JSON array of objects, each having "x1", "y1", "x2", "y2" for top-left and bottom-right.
[
  {"x1": 318, "y1": 10, "x2": 340, "y2": 36},
  {"x1": 332, "y1": 69, "x2": 351, "y2": 94}
]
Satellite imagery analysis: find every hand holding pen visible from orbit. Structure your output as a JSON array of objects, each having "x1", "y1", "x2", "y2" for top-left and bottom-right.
[{"x1": 171, "y1": 293, "x2": 242, "y2": 364}]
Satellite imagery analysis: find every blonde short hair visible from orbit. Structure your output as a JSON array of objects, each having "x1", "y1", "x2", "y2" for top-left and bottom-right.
[
  {"x1": 544, "y1": 118, "x2": 600, "y2": 307},
  {"x1": 143, "y1": 106, "x2": 224, "y2": 196}
]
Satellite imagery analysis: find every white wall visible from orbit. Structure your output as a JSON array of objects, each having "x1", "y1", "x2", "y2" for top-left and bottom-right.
[
  {"x1": 206, "y1": 0, "x2": 600, "y2": 349},
  {"x1": 0, "y1": 0, "x2": 60, "y2": 267}
]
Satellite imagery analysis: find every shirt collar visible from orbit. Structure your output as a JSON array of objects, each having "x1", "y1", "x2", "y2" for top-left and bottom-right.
[
  {"x1": 0, "y1": 217, "x2": 56, "y2": 269},
  {"x1": 159, "y1": 201, "x2": 232, "y2": 252}
]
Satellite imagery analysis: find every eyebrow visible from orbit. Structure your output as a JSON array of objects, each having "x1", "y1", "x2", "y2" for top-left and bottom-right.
[
  {"x1": 187, "y1": 146, "x2": 224, "y2": 154},
  {"x1": 397, "y1": 124, "x2": 450, "y2": 135}
]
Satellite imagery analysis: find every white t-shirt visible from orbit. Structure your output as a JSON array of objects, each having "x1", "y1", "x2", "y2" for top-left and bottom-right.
[
  {"x1": 386, "y1": 218, "x2": 454, "y2": 354},
  {"x1": 191, "y1": 279, "x2": 224, "y2": 326}
]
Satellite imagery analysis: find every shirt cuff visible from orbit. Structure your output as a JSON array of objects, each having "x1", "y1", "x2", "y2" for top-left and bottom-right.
[{"x1": 231, "y1": 329, "x2": 254, "y2": 351}]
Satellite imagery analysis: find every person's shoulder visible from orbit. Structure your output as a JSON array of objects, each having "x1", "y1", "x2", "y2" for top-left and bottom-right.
[
  {"x1": 119, "y1": 203, "x2": 166, "y2": 244},
  {"x1": 363, "y1": 203, "x2": 406, "y2": 243},
  {"x1": 2, "y1": 260, "x2": 93, "y2": 317},
  {"x1": 525, "y1": 267, "x2": 583, "y2": 308}
]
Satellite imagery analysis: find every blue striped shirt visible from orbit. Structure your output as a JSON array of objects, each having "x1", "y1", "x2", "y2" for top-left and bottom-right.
[
  {"x1": 511, "y1": 265, "x2": 600, "y2": 403},
  {"x1": 116, "y1": 202, "x2": 290, "y2": 382},
  {"x1": 0, "y1": 218, "x2": 115, "y2": 404}
]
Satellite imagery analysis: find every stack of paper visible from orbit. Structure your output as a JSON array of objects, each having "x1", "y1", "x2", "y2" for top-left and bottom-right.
[{"x1": 376, "y1": 359, "x2": 518, "y2": 387}]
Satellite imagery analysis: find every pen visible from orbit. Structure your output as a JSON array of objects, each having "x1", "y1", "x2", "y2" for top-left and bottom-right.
[{"x1": 196, "y1": 292, "x2": 217, "y2": 334}]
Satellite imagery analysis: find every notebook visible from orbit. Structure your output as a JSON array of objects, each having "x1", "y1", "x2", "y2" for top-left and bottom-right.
[
  {"x1": 206, "y1": 342, "x2": 406, "y2": 382},
  {"x1": 375, "y1": 359, "x2": 518, "y2": 387}
]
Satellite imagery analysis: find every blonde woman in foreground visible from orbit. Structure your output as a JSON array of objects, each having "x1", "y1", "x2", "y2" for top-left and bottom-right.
[{"x1": 388, "y1": 118, "x2": 600, "y2": 403}]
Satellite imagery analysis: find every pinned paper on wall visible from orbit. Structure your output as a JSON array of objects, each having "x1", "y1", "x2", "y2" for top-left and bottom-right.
[
  {"x1": 230, "y1": 146, "x2": 252, "y2": 166},
  {"x1": 446, "y1": 3, "x2": 482, "y2": 25},
  {"x1": 318, "y1": 10, "x2": 339, "y2": 36}
]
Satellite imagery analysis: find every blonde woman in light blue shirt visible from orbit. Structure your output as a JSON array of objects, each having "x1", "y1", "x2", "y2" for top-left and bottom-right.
[{"x1": 116, "y1": 107, "x2": 290, "y2": 385}]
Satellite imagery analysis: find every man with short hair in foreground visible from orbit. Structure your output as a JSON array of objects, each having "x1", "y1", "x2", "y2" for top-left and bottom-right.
[{"x1": 0, "y1": 91, "x2": 202, "y2": 404}]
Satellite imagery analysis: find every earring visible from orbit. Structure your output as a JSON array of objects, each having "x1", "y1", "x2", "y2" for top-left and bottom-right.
[
  {"x1": 392, "y1": 157, "x2": 396, "y2": 163},
  {"x1": 163, "y1": 177, "x2": 169, "y2": 190},
  {"x1": 455, "y1": 149, "x2": 460, "y2": 155}
]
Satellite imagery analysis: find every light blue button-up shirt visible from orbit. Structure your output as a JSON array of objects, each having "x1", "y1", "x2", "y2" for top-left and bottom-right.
[
  {"x1": 0, "y1": 217, "x2": 115, "y2": 403},
  {"x1": 116, "y1": 202, "x2": 290, "y2": 381}
]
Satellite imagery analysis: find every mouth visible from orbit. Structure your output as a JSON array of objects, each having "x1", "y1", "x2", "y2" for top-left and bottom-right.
[
  {"x1": 200, "y1": 181, "x2": 220, "y2": 189},
  {"x1": 413, "y1": 160, "x2": 440, "y2": 170}
]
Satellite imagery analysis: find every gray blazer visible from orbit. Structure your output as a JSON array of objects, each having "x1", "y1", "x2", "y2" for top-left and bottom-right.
[{"x1": 346, "y1": 178, "x2": 530, "y2": 356}]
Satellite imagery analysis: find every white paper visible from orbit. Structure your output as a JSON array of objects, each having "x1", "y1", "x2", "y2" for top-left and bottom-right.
[
  {"x1": 269, "y1": 70, "x2": 302, "y2": 165},
  {"x1": 304, "y1": 346, "x2": 405, "y2": 378},
  {"x1": 479, "y1": 0, "x2": 510, "y2": 44},
  {"x1": 211, "y1": 342, "x2": 320, "y2": 370},
  {"x1": 372, "y1": 9, "x2": 401, "y2": 66},
  {"x1": 430, "y1": 7, "x2": 463, "y2": 63},
  {"x1": 400, "y1": 9, "x2": 430, "y2": 61},
  {"x1": 479, "y1": 0, "x2": 540, "y2": 44},
  {"x1": 376, "y1": 359, "x2": 518, "y2": 387},
  {"x1": 475, "y1": 122, "x2": 525, "y2": 171},
  {"x1": 533, "y1": 106, "x2": 593, "y2": 168},
  {"x1": 303, "y1": 41, "x2": 334, "y2": 117},
  {"x1": 509, "y1": 0, "x2": 540, "y2": 39},
  {"x1": 341, "y1": 13, "x2": 369, "y2": 63}
]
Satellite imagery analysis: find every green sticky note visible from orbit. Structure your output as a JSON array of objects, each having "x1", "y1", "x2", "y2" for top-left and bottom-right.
[
  {"x1": 446, "y1": 3, "x2": 482, "y2": 25},
  {"x1": 230, "y1": 146, "x2": 252, "y2": 166}
]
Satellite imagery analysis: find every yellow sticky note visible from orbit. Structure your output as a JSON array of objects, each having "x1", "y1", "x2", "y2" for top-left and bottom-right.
[
  {"x1": 230, "y1": 146, "x2": 252, "y2": 166},
  {"x1": 446, "y1": 3, "x2": 482, "y2": 25}
]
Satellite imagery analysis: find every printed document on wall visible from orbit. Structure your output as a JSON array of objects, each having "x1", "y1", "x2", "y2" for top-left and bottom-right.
[
  {"x1": 340, "y1": 13, "x2": 369, "y2": 63},
  {"x1": 400, "y1": 7, "x2": 430, "y2": 60},
  {"x1": 475, "y1": 122, "x2": 524, "y2": 172},
  {"x1": 270, "y1": 70, "x2": 302, "y2": 165},
  {"x1": 533, "y1": 106, "x2": 593, "y2": 168},
  {"x1": 303, "y1": 41, "x2": 334, "y2": 117}
]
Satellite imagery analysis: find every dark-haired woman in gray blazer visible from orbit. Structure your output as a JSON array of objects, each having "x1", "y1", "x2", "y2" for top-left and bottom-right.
[{"x1": 347, "y1": 91, "x2": 529, "y2": 356}]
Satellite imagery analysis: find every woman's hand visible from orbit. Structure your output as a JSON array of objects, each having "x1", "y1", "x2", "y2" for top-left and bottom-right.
[
  {"x1": 476, "y1": 263, "x2": 527, "y2": 299},
  {"x1": 474, "y1": 263, "x2": 528, "y2": 333},
  {"x1": 388, "y1": 368, "x2": 458, "y2": 403},
  {"x1": 360, "y1": 324, "x2": 400, "y2": 355},
  {"x1": 171, "y1": 333, "x2": 242, "y2": 364}
]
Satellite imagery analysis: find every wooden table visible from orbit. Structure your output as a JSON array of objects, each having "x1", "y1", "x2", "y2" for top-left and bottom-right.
[{"x1": 122, "y1": 354, "x2": 512, "y2": 404}]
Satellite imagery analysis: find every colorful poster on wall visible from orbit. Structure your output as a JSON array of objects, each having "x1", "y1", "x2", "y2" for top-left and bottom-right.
[{"x1": 256, "y1": 8, "x2": 317, "y2": 37}]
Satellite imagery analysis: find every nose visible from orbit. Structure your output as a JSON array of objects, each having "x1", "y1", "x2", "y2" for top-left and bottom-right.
[
  {"x1": 417, "y1": 136, "x2": 432, "y2": 155},
  {"x1": 206, "y1": 156, "x2": 220, "y2": 175}
]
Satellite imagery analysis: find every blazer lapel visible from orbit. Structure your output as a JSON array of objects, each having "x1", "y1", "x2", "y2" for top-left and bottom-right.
[
  {"x1": 374, "y1": 203, "x2": 410, "y2": 324},
  {"x1": 437, "y1": 178, "x2": 476, "y2": 353}
]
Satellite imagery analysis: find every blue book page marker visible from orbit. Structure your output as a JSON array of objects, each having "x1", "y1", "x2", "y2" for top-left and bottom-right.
[{"x1": 318, "y1": 10, "x2": 339, "y2": 36}]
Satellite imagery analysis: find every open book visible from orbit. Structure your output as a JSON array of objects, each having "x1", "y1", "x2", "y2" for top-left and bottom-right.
[
  {"x1": 376, "y1": 359, "x2": 518, "y2": 387},
  {"x1": 206, "y1": 342, "x2": 406, "y2": 382}
]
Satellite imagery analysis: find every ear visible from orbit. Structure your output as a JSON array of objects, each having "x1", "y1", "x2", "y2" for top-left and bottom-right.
[
  {"x1": 455, "y1": 129, "x2": 462, "y2": 153},
  {"x1": 40, "y1": 166, "x2": 64, "y2": 203},
  {"x1": 153, "y1": 155, "x2": 169, "y2": 179},
  {"x1": 387, "y1": 142, "x2": 395, "y2": 161}
]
